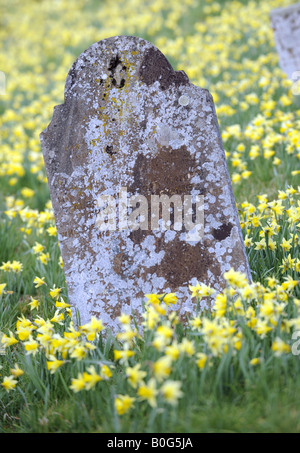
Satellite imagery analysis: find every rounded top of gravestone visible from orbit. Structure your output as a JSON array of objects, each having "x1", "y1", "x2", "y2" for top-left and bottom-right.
[{"x1": 64, "y1": 36, "x2": 189, "y2": 102}]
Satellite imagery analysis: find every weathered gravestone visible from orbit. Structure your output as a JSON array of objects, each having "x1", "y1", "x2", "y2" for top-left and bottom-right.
[
  {"x1": 40, "y1": 36, "x2": 251, "y2": 330},
  {"x1": 271, "y1": 3, "x2": 300, "y2": 80}
]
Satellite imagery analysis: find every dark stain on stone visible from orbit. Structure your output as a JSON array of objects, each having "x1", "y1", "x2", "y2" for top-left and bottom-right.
[
  {"x1": 105, "y1": 145, "x2": 116, "y2": 156},
  {"x1": 129, "y1": 228, "x2": 147, "y2": 245},
  {"x1": 212, "y1": 223, "x2": 233, "y2": 241},
  {"x1": 108, "y1": 54, "x2": 122, "y2": 72},
  {"x1": 139, "y1": 47, "x2": 189, "y2": 90},
  {"x1": 156, "y1": 237, "x2": 220, "y2": 288},
  {"x1": 140, "y1": 119, "x2": 147, "y2": 129},
  {"x1": 90, "y1": 310, "x2": 101, "y2": 318},
  {"x1": 112, "y1": 77, "x2": 125, "y2": 88},
  {"x1": 113, "y1": 251, "x2": 128, "y2": 277},
  {"x1": 131, "y1": 145, "x2": 202, "y2": 195},
  {"x1": 108, "y1": 54, "x2": 126, "y2": 88},
  {"x1": 68, "y1": 67, "x2": 77, "y2": 87},
  {"x1": 128, "y1": 145, "x2": 205, "y2": 244}
]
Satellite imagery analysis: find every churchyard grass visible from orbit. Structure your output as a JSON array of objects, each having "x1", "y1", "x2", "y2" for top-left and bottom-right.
[{"x1": 1, "y1": 0, "x2": 300, "y2": 433}]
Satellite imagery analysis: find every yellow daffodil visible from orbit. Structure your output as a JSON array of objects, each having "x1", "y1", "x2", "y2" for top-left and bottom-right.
[
  {"x1": 2, "y1": 375, "x2": 18, "y2": 392},
  {"x1": 160, "y1": 380, "x2": 183, "y2": 405},
  {"x1": 137, "y1": 378, "x2": 158, "y2": 407},
  {"x1": 114, "y1": 394, "x2": 135, "y2": 415}
]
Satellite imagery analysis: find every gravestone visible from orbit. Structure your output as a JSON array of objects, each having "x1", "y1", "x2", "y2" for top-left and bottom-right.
[
  {"x1": 40, "y1": 36, "x2": 251, "y2": 330},
  {"x1": 270, "y1": 3, "x2": 300, "y2": 79}
]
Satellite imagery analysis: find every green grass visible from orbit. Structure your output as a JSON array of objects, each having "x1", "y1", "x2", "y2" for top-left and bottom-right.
[
  {"x1": 13, "y1": 379, "x2": 300, "y2": 433},
  {"x1": 2, "y1": 339, "x2": 300, "y2": 433}
]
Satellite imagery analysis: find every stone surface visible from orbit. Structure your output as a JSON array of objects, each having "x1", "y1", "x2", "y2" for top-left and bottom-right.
[
  {"x1": 271, "y1": 3, "x2": 300, "y2": 79},
  {"x1": 40, "y1": 36, "x2": 251, "y2": 330}
]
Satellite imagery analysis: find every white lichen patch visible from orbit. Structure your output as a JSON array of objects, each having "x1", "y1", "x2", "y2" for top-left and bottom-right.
[{"x1": 178, "y1": 95, "x2": 190, "y2": 106}]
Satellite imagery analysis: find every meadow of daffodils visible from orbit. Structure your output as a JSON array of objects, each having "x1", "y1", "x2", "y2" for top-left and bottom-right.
[{"x1": 1, "y1": 0, "x2": 300, "y2": 433}]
